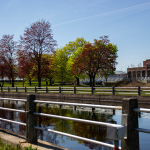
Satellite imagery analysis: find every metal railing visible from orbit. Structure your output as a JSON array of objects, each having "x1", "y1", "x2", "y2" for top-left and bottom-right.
[
  {"x1": 34, "y1": 126, "x2": 118, "y2": 149},
  {"x1": 0, "y1": 95, "x2": 125, "y2": 149},
  {"x1": 0, "y1": 95, "x2": 149, "y2": 149},
  {"x1": 134, "y1": 108, "x2": 150, "y2": 134},
  {"x1": 33, "y1": 100, "x2": 121, "y2": 110},
  {"x1": 0, "y1": 102, "x2": 26, "y2": 126}
]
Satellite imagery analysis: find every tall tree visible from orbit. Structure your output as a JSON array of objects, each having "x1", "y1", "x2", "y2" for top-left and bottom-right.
[
  {"x1": 72, "y1": 36, "x2": 118, "y2": 86},
  {"x1": 30, "y1": 54, "x2": 57, "y2": 86},
  {"x1": 94, "y1": 36, "x2": 118, "y2": 82},
  {"x1": 17, "y1": 48, "x2": 34, "y2": 86},
  {"x1": 67, "y1": 47, "x2": 84, "y2": 85},
  {"x1": 20, "y1": 19, "x2": 57, "y2": 87},
  {"x1": 0, "y1": 62, "x2": 6, "y2": 86},
  {"x1": 65, "y1": 37, "x2": 89, "y2": 85},
  {"x1": 0, "y1": 35, "x2": 17, "y2": 87},
  {"x1": 55, "y1": 48, "x2": 69, "y2": 84},
  {"x1": 42, "y1": 54, "x2": 57, "y2": 86}
]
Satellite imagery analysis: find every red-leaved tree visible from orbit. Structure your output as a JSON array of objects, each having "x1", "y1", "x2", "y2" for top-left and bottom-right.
[
  {"x1": 30, "y1": 54, "x2": 57, "y2": 86},
  {"x1": 0, "y1": 62, "x2": 6, "y2": 86},
  {"x1": 40, "y1": 54, "x2": 57, "y2": 86},
  {"x1": 72, "y1": 36, "x2": 118, "y2": 86},
  {"x1": 19, "y1": 19, "x2": 57, "y2": 87},
  {"x1": 0, "y1": 35, "x2": 17, "y2": 87},
  {"x1": 17, "y1": 48, "x2": 34, "y2": 86}
]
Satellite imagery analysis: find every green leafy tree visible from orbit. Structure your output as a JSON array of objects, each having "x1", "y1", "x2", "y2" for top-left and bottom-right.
[
  {"x1": 65, "y1": 37, "x2": 89, "y2": 85},
  {"x1": 94, "y1": 37, "x2": 118, "y2": 82},
  {"x1": 64, "y1": 37, "x2": 89, "y2": 56},
  {"x1": 55, "y1": 37, "x2": 89, "y2": 85},
  {"x1": 55, "y1": 48, "x2": 69, "y2": 84},
  {"x1": 72, "y1": 36, "x2": 118, "y2": 86},
  {"x1": 67, "y1": 47, "x2": 84, "y2": 85},
  {"x1": 40, "y1": 54, "x2": 57, "y2": 86}
]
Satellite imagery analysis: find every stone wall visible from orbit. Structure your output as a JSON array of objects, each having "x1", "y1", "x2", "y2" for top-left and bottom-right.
[{"x1": 0, "y1": 92, "x2": 150, "y2": 107}]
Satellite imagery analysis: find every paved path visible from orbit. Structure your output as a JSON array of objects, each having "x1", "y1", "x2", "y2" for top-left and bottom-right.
[{"x1": 0, "y1": 128, "x2": 70, "y2": 150}]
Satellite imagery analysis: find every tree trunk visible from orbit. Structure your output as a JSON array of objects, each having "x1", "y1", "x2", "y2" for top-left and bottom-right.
[
  {"x1": 75, "y1": 77, "x2": 80, "y2": 86},
  {"x1": 105, "y1": 76, "x2": 108, "y2": 83},
  {"x1": 23, "y1": 77, "x2": 24, "y2": 87},
  {"x1": 92, "y1": 75, "x2": 95, "y2": 87},
  {"x1": 38, "y1": 58, "x2": 41, "y2": 87},
  {"x1": 77, "y1": 78, "x2": 80, "y2": 86},
  {"x1": 90, "y1": 76, "x2": 92, "y2": 87},
  {"x1": 49, "y1": 78, "x2": 52, "y2": 86},
  {"x1": 2, "y1": 77, "x2": 4, "y2": 87},
  {"x1": 9, "y1": 79, "x2": 11, "y2": 84},
  {"x1": 38, "y1": 77, "x2": 41, "y2": 87},
  {"x1": 29, "y1": 79, "x2": 31, "y2": 86},
  {"x1": 46, "y1": 80, "x2": 48, "y2": 86},
  {"x1": 12, "y1": 78, "x2": 14, "y2": 87}
]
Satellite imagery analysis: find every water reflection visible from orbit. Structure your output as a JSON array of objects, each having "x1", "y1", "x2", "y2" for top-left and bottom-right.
[
  {"x1": 0, "y1": 101, "x2": 118, "y2": 150},
  {"x1": 36, "y1": 105, "x2": 116, "y2": 149},
  {"x1": 0, "y1": 101, "x2": 26, "y2": 135}
]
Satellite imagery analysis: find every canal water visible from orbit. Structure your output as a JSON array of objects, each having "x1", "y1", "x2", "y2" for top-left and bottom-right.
[{"x1": 0, "y1": 101, "x2": 150, "y2": 150}]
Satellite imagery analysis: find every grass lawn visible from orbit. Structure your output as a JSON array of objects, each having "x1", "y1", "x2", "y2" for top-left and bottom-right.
[{"x1": 1, "y1": 81, "x2": 90, "y2": 87}]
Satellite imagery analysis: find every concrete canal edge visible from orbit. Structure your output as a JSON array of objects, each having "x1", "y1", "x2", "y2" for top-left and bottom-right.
[
  {"x1": 0, "y1": 128, "x2": 70, "y2": 150},
  {"x1": 0, "y1": 92, "x2": 150, "y2": 106}
]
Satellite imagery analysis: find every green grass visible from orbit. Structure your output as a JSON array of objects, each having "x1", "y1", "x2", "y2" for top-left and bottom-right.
[
  {"x1": 0, "y1": 137, "x2": 37, "y2": 150},
  {"x1": 2, "y1": 81, "x2": 90, "y2": 87}
]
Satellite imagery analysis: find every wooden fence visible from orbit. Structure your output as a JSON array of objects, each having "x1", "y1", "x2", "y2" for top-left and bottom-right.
[{"x1": 1, "y1": 86, "x2": 150, "y2": 96}]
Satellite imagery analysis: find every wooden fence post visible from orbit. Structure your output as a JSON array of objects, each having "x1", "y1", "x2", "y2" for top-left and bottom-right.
[
  {"x1": 25, "y1": 87, "x2": 26, "y2": 92},
  {"x1": 91, "y1": 86, "x2": 94, "y2": 94},
  {"x1": 59, "y1": 87, "x2": 61, "y2": 94},
  {"x1": 138, "y1": 86, "x2": 140, "y2": 96},
  {"x1": 46, "y1": 87, "x2": 48, "y2": 93},
  {"x1": 112, "y1": 87, "x2": 115, "y2": 95},
  {"x1": 35, "y1": 87, "x2": 37, "y2": 93},
  {"x1": 16, "y1": 87, "x2": 18, "y2": 92},
  {"x1": 113, "y1": 109, "x2": 115, "y2": 115},
  {"x1": 121, "y1": 98, "x2": 139, "y2": 150},
  {"x1": 74, "y1": 87, "x2": 76, "y2": 94},
  {"x1": 26, "y1": 94, "x2": 37, "y2": 143}
]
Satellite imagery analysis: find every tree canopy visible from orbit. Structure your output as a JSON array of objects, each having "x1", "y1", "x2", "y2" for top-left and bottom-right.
[
  {"x1": 0, "y1": 22, "x2": 119, "y2": 87},
  {"x1": 72, "y1": 36, "x2": 118, "y2": 86},
  {"x1": 0, "y1": 35, "x2": 17, "y2": 87},
  {"x1": 19, "y1": 19, "x2": 57, "y2": 87}
]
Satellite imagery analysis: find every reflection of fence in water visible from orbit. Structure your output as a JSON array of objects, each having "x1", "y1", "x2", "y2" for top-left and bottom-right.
[{"x1": 0, "y1": 100, "x2": 26, "y2": 135}]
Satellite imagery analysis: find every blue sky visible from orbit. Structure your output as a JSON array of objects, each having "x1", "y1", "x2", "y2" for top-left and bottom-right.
[{"x1": 0, "y1": 0, "x2": 150, "y2": 72}]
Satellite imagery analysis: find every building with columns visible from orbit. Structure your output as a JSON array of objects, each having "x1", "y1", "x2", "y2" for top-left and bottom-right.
[{"x1": 127, "y1": 59, "x2": 150, "y2": 79}]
